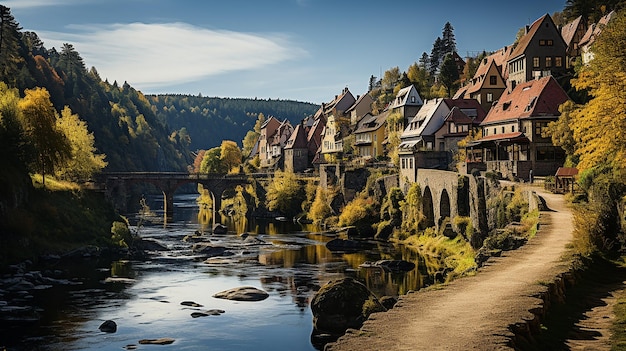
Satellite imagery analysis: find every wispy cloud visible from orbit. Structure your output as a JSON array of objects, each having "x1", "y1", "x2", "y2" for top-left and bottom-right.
[
  {"x1": 3, "y1": 0, "x2": 86, "y2": 9},
  {"x1": 37, "y1": 22, "x2": 307, "y2": 89}
]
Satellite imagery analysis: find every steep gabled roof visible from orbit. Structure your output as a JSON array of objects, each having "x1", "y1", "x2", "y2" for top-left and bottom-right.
[
  {"x1": 390, "y1": 85, "x2": 423, "y2": 109},
  {"x1": 345, "y1": 93, "x2": 372, "y2": 114},
  {"x1": 443, "y1": 98, "x2": 487, "y2": 123},
  {"x1": 354, "y1": 111, "x2": 388, "y2": 134},
  {"x1": 444, "y1": 106, "x2": 474, "y2": 124},
  {"x1": 481, "y1": 76, "x2": 569, "y2": 125},
  {"x1": 509, "y1": 15, "x2": 548, "y2": 60},
  {"x1": 284, "y1": 123, "x2": 308, "y2": 150},
  {"x1": 579, "y1": 11, "x2": 616, "y2": 47},
  {"x1": 561, "y1": 15, "x2": 583, "y2": 47}
]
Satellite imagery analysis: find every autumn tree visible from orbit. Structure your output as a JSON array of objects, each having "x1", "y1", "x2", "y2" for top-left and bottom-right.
[
  {"x1": 220, "y1": 140, "x2": 242, "y2": 173},
  {"x1": 569, "y1": 8, "x2": 626, "y2": 176},
  {"x1": 0, "y1": 82, "x2": 31, "y2": 172},
  {"x1": 200, "y1": 147, "x2": 224, "y2": 173},
  {"x1": 544, "y1": 100, "x2": 578, "y2": 166},
  {"x1": 191, "y1": 149, "x2": 206, "y2": 173},
  {"x1": 242, "y1": 113, "x2": 265, "y2": 157},
  {"x1": 18, "y1": 87, "x2": 71, "y2": 187},
  {"x1": 55, "y1": 106, "x2": 107, "y2": 181},
  {"x1": 265, "y1": 170, "x2": 305, "y2": 217}
]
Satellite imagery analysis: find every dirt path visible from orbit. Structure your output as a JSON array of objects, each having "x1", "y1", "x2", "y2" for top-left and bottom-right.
[{"x1": 328, "y1": 187, "x2": 575, "y2": 351}]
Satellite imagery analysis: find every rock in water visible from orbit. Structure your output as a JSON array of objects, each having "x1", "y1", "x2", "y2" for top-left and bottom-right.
[
  {"x1": 138, "y1": 338, "x2": 175, "y2": 345},
  {"x1": 99, "y1": 320, "x2": 117, "y2": 333},
  {"x1": 310, "y1": 277, "x2": 386, "y2": 334},
  {"x1": 212, "y1": 286, "x2": 269, "y2": 301}
]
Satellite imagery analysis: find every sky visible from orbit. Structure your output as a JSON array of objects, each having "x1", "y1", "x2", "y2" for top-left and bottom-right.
[{"x1": 7, "y1": 0, "x2": 566, "y2": 104}]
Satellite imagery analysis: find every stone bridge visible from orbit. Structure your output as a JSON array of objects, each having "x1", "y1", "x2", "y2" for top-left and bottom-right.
[
  {"x1": 412, "y1": 169, "x2": 485, "y2": 236},
  {"x1": 98, "y1": 172, "x2": 255, "y2": 221}
]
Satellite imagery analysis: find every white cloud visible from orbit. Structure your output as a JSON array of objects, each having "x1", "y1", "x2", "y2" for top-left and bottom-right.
[
  {"x1": 3, "y1": 0, "x2": 86, "y2": 9},
  {"x1": 37, "y1": 22, "x2": 307, "y2": 89}
]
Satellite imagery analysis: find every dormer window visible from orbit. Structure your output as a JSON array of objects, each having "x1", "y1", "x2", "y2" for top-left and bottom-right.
[{"x1": 411, "y1": 96, "x2": 416, "y2": 103}]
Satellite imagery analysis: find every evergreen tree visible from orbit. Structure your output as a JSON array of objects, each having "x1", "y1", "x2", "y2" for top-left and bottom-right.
[
  {"x1": 439, "y1": 53, "x2": 460, "y2": 98},
  {"x1": 429, "y1": 37, "x2": 444, "y2": 76},
  {"x1": 442, "y1": 22, "x2": 457, "y2": 55},
  {"x1": 0, "y1": 6, "x2": 22, "y2": 85}
]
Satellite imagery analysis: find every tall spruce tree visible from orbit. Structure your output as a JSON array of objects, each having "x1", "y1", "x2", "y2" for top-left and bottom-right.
[{"x1": 0, "y1": 6, "x2": 22, "y2": 85}]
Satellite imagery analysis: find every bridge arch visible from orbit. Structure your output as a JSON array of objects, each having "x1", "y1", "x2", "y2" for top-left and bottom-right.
[
  {"x1": 439, "y1": 189, "x2": 451, "y2": 225},
  {"x1": 421, "y1": 186, "x2": 435, "y2": 229},
  {"x1": 102, "y1": 173, "x2": 254, "y2": 225}
]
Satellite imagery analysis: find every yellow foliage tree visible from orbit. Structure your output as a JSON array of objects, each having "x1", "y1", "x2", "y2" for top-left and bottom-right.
[
  {"x1": 220, "y1": 140, "x2": 242, "y2": 173},
  {"x1": 55, "y1": 106, "x2": 107, "y2": 181},
  {"x1": 18, "y1": 87, "x2": 71, "y2": 187},
  {"x1": 570, "y1": 9, "x2": 626, "y2": 176}
]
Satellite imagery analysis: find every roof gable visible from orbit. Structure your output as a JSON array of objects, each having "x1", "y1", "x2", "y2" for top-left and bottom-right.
[
  {"x1": 481, "y1": 76, "x2": 569, "y2": 125},
  {"x1": 561, "y1": 16, "x2": 583, "y2": 47},
  {"x1": 443, "y1": 99, "x2": 487, "y2": 123},
  {"x1": 354, "y1": 111, "x2": 388, "y2": 134},
  {"x1": 284, "y1": 123, "x2": 308, "y2": 149},
  {"x1": 509, "y1": 14, "x2": 565, "y2": 61},
  {"x1": 390, "y1": 85, "x2": 423, "y2": 109}
]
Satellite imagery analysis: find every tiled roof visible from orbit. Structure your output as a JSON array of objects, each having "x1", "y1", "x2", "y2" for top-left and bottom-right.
[
  {"x1": 481, "y1": 76, "x2": 569, "y2": 125},
  {"x1": 555, "y1": 167, "x2": 578, "y2": 177},
  {"x1": 561, "y1": 16, "x2": 583, "y2": 47},
  {"x1": 443, "y1": 99, "x2": 487, "y2": 123},
  {"x1": 284, "y1": 123, "x2": 308, "y2": 149},
  {"x1": 445, "y1": 107, "x2": 474, "y2": 124},
  {"x1": 354, "y1": 111, "x2": 388, "y2": 134},
  {"x1": 509, "y1": 14, "x2": 549, "y2": 60},
  {"x1": 579, "y1": 11, "x2": 616, "y2": 47}
]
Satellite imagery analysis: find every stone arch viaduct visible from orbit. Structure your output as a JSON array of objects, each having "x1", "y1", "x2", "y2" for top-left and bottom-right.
[
  {"x1": 411, "y1": 169, "x2": 485, "y2": 236},
  {"x1": 99, "y1": 172, "x2": 253, "y2": 222}
]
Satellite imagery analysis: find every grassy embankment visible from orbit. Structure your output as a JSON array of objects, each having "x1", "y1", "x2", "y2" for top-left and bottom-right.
[{"x1": 0, "y1": 175, "x2": 118, "y2": 268}]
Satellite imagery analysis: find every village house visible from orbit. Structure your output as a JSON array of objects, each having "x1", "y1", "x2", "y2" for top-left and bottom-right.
[
  {"x1": 353, "y1": 111, "x2": 389, "y2": 161},
  {"x1": 456, "y1": 47, "x2": 511, "y2": 113},
  {"x1": 346, "y1": 93, "x2": 374, "y2": 128},
  {"x1": 398, "y1": 98, "x2": 485, "y2": 188},
  {"x1": 507, "y1": 14, "x2": 568, "y2": 88},
  {"x1": 579, "y1": 11, "x2": 616, "y2": 64},
  {"x1": 283, "y1": 122, "x2": 309, "y2": 173},
  {"x1": 388, "y1": 85, "x2": 423, "y2": 127},
  {"x1": 319, "y1": 88, "x2": 356, "y2": 163},
  {"x1": 466, "y1": 75, "x2": 570, "y2": 181},
  {"x1": 259, "y1": 117, "x2": 294, "y2": 170},
  {"x1": 560, "y1": 15, "x2": 587, "y2": 65}
]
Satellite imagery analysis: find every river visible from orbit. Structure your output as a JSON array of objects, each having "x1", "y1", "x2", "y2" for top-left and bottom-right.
[{"x1": 1, "y1": 194, "x2": 431, "y2": 350}]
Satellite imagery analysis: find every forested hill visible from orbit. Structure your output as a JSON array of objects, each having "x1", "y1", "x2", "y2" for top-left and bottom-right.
[
  {"x1": 0, "y1": 6, "x2": 318, "y2": 172},
  {"x1": 148, "y1": 95, "x2": 319, "y2": 151}
]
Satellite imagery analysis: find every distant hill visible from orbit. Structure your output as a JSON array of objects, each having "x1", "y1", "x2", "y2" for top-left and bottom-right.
[{"x1": 148, "y1": 95, "x2": 319, "y2": 151}]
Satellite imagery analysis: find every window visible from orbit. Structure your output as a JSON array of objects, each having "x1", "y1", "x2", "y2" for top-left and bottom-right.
[
  {"x1": 401, "y1": 158, "x2": 406, "y2": 169},
  {"x1": 409, "y1": 158, "x2": 413, "y2": 169},
  {"x1": 489, "y1": 75, "x2": 497, "y2": 85},
  {"x1": 411, "y1": 96, "x2": 416, "y2": 103},
  {"x1": 533, "y1": 57, "x2": 540, "y2": 68},
  {"x1": 501, "y1": 126, "x2": 505, "y2": 133},
  {"x1": 547, "y1": 39, "x2": 553, "y2": 46},
  {"x1": 535, "y1": 121, "x2": 549, "y2": 136},
  {"x1": 539, "y1": 39, "x2": 546, "y2": 46},
  {"x1": 511, "y1": 125, "x2": 515, "y2": 132},
  {"x1": 487, "y1": 93, "x2": 493, "y2": 102},
  {"x1": 555, "y1": 56, "x2": 563, "y2": 67},
  {"x1": 546, "y1": 57, "x2": 552, "y2": 67}
]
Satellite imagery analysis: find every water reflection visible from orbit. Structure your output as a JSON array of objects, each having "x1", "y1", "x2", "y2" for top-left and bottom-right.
[{"x1": 2, "y1": 193, "x2": 434, "y2": 351}]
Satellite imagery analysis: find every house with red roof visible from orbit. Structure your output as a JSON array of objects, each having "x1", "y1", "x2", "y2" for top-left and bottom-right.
[
  {"x1": 457, "y1": 47, "x2": 512, "y2": 113},
  {"x1": 560, "y1": 15, "x2": 587, "y2": 65},
  {"x1": 507, "y1": 14, "x2": 568, "y2": 88},
  {"x1": 284, "y1": 122, "x2": 309, "y2": 173},
  {"x1": 466, "y1": 75, "x2": 570, "y2": 180}
]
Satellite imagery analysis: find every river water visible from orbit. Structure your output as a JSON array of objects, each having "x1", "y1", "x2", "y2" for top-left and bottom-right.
[{"x1": 3, "y1": 194, "x2": 430, "y2": 351}]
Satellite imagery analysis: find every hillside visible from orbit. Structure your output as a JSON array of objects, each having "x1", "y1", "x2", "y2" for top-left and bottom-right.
[{"x1": 148, "y1": 94, "x2": 318, "y2": 151}]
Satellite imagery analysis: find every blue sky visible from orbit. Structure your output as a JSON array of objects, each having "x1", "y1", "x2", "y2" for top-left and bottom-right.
[{"x1": 7, "y1": 0, "x2": 565, "y2": 104}]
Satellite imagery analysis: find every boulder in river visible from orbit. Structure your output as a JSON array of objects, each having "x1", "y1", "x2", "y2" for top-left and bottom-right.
[
  {"x1": 212, "y1": 223, "x2": 228, "y2": 234},
  {"x1": 192, "y1": 244, "x2": 232, "y2": 258},
  {"x1": 325, "y1": 238, "x2": 361, "y2": 252},
  {"x1": 99, "y1": 320, "x2": 117, "y2": 333},
  {"x1": 310, "y1": 277, "x2": 386, "y2": 334},
  {"x1": 212, "y1": 286, "x2": 269, "y2": 301}
]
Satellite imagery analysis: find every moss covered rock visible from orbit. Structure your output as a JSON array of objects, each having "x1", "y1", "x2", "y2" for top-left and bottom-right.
[{"x1": 310, "y1": 277, "x2": 386, "y2": 334}]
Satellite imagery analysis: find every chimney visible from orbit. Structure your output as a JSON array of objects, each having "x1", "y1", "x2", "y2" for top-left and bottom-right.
[{"x1": 525, "y1": 25, "x2": 530, "y2": 34}]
